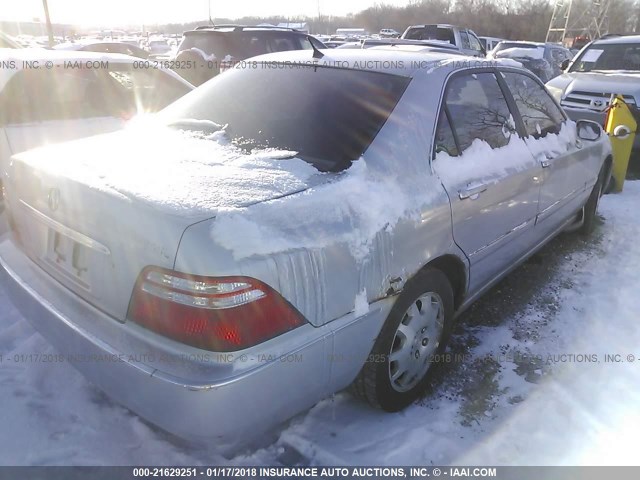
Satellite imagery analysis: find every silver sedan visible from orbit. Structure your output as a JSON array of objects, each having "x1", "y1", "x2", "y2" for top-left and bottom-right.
[{"x1": 0, "y1": 49, "x2": 611, "y2": 450}]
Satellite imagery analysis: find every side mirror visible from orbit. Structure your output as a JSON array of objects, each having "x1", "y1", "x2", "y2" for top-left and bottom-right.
[
  {"x1": 560, "y1": 59, "x2": 571, "y2": 71},
  {"x1": 576, "y1": 119, "x2": 603, "y2": 141}
]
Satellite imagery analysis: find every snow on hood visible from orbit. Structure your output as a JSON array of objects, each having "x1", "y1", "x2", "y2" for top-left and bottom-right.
[
  {"x1": 12, "y1": 121, "x2": 320, "y2": 217},
  {"x1": 435, "y1": 121, "x2": 578, "y2": 185},
  {"x1": 495, "y1": 47, "x2": 544, "y2": 60},
  {"x1": 210, "y1": 158, "x2": 446, "y2": 262}
]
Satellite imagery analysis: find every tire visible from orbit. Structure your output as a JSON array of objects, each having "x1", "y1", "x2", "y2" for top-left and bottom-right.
[
  {"x1": 351, "y1": 268, "x2": 454, "y2": 411},
  {"x1": 604, "y1": 175, "x2": 615, "y2": 195},
  {"x1": 580, "y1": 169, "x2": 605, "y2": 235}
]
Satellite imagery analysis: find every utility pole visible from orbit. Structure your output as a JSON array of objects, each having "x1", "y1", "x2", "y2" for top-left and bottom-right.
[{"x1": 42, "y1": 0, "x2": 54, "y2": 47}]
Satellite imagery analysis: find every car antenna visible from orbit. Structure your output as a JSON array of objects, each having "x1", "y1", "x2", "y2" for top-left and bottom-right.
[{"x1": 311, "y1": 41, "x2": 324, "y2": 59}]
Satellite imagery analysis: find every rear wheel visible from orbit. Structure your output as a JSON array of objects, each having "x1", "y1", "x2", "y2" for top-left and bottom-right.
[{"x1": 351, "y1": 268, "x2": 454, "y2": 411}]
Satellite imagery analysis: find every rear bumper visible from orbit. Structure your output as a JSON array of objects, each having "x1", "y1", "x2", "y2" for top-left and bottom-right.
[{"x1": 0, "y1": 236, "x2": 390, "y2": 447}]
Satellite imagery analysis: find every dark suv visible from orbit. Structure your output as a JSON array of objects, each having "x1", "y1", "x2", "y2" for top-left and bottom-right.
[{"x1": 174, "y1": 25, "x2": 326, "y2": 85}]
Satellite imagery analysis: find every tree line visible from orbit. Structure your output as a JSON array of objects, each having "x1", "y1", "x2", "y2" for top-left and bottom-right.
[{"x1": 157, "y1": 0, "x2": 639, "y2": 42}]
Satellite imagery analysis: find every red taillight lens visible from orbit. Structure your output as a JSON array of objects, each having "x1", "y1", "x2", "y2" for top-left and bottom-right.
[{"x1": 128, "y1": 267, "x2": 306, "y2": 351}]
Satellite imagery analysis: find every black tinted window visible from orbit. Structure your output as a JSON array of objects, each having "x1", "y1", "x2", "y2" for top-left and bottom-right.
[
  {"x1": 160, "y1": 65, "x2": 410, "y2": 172},
  {"x1": 503, "y1": 72, "x2": 564, "y2": 138},
  {"x1": 445, "y1": 72, "x2": 513, "y2": 152},
  {"x1": 178, "y1": 32, "x2": 306, "y2": 60},
  {"x1": 404, "y1": 26, "x2": 455, "y2": 44},
  {"x1": 178, "y1": 33, "x2": 233, "y2": 58},
  {"x1": 434, "y1": 110, "x2": 458, "y2": 157}
]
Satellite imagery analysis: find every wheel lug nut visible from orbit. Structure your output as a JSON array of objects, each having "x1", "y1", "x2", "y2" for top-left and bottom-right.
[
  {"x1": 422, "y1": 339, "x2": 428, "y2": 346},
  {"x1": 421, "y1": 327, "x2": 427, "y2": 333}
]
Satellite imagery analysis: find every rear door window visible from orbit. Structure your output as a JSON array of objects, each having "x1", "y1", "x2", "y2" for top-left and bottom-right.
[
  {"x1": 502, "y1": 72, "x2": 565, "y2": 138},
  {"x1": 468, "y1": 33, "x2": 483, "y2": 53},
  {"x1": 444, "y1": 72, "x2": 514, "y2": 152}
]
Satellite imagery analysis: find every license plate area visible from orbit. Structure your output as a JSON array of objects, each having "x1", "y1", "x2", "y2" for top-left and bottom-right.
[{"x1": 44, "y1": 229, "x2": 92, "y2": 290}]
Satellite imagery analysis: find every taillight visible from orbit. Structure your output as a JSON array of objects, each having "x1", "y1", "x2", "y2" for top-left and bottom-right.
[{"x1": 128, "y1": 267, "x2": 306, "y2": 352}]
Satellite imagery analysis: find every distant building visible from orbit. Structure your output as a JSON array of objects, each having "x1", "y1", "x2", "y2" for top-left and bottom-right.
[{"x1": 277, "y1": 22, "x2": 309, "y2": 33}]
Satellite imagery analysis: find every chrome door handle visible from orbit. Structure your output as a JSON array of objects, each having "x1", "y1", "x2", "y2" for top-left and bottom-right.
[{"x1": 458, "y1": 183, "x2": 488, "y2": 199}]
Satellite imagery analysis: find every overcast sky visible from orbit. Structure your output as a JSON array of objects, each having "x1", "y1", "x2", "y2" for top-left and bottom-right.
[{"x1": 2, "y1": 0, "x2": 412, "y2": 26}]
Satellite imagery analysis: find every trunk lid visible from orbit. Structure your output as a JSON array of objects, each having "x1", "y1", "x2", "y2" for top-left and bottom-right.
[{"x1": 4, "y1": 124, "x2": 321, "y2": 321}]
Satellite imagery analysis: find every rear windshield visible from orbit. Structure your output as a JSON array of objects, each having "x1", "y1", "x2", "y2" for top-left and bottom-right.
[
  {"x1": 178, "y1": 31, "x2": 311, "y2": 60},
  {"x1": 159, "y1": 65, "x2": 410, "y2": 172},
  {"x1": 403, "y1": 26, "x2": 455, "y2": 45},
  {"x1": 569, "y1": 43, "x2": 640, "y2": 72}
]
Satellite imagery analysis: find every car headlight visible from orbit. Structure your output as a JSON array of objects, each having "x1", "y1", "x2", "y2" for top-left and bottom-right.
[{"x1": 546, "y1": 84, "x2": 564, "y2": 103}]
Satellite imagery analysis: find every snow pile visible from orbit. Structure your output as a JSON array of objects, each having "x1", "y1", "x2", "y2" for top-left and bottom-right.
[
  {"x1": 354, "y1": 289, "x2": 369, "y2": 317},
  {"x1": 13, "y1": 123, "x2": 319, "y2": 216},
  {"x1": 210, "y1": 158, "x2": 441, "y2": 262},
  {"x1": 434, "y1": 120, "x2": 578, "y2": 185}
]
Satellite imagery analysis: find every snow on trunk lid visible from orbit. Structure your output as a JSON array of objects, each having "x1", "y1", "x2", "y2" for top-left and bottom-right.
[{"x1": 5, "y1": 123, "x2": 320, "y2": 320}]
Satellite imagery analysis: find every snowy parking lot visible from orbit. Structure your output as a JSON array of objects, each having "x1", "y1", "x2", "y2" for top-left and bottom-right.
[{"x1": 1, "y1": 181, "x2": 639, "y2": 466}]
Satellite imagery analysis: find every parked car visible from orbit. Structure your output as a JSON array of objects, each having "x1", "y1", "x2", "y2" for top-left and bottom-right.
[
  {"x1": 488, "y1": 41, "x2": 573, "y2": 82},
  {"x1": 478, "y1": 36, "x2": 505, "y2": 52},
  {"x1": 147, "y1": 38, "x2": 172, "y2": 57},
  {"x1": 173, "y1": 25, "x2": 326, "y2": 86},
  {"x1": 546, "y1": 34, "x2": 640, "y2": 150},
  {"x1": 0, "y1": 48, "x2": 194, "y2": 212},
  {"x1": 380, "y1": 28, "x2": 400, "y2": 38},
  {"x1": 0, "y1": 49, "x2": 611, "y2": 450},
  {"x1": 401, "y1": 24, "x2": 485, "y2": 57},
  {"x1": 54, "y1": 40, "x2": 150, "y2": 59}
]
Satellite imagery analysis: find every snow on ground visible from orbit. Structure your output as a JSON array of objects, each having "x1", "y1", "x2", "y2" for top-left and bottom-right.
[{"x1": 1, "y1": 182, "x2": 640, "y2": 465}]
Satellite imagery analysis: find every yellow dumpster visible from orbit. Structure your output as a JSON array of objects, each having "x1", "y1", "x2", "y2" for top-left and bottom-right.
[{"x1": 604, "y1": 95, "x2": 637, "y2": 193}]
